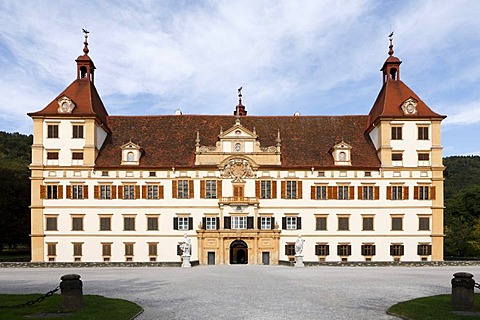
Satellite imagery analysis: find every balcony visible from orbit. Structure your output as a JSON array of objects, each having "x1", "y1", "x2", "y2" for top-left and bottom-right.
[{"x1": 219, "y1": 197, "x2": 259, "y2": 206}]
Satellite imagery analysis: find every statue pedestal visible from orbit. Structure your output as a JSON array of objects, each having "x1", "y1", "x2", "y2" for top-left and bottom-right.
[
  {"x1": 294, "y1": 254, "x2": 304, "y2": 268},
  {"x1": 182, "y1": 255, "x2": 191, "y2": 268}
]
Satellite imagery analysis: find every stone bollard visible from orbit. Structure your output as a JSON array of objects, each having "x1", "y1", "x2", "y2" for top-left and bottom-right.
[
  {"x1": 60, "y1": 274, "x2": 83, "y2": 312},
  {"x1": 451, "y1": 272, "x2": 475, "y2": 310}
]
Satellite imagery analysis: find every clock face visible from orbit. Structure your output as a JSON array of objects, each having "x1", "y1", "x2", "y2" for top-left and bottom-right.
[
  {"x1": 406, "y1": 103, "x2": 415, "y2": 113},
  {"x1": 235, "y1": 143, "x2": 241, "y2": 152},
  {"x1": 61, "y1": 102, "x2": 69, "y2": 112}
]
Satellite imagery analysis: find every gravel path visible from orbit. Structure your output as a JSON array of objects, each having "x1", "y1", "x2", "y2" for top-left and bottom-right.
[{"x1": 0, "y1": 265, "x2": 478, "y2": 320}]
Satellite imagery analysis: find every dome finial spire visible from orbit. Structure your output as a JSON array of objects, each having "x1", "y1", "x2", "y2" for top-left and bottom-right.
[
  {"x1": 82, "y1": 28, "x2": 90, "y2": 55},
  {"x1": 388, "y1": 31, "x2": 394, "y2": 56}
]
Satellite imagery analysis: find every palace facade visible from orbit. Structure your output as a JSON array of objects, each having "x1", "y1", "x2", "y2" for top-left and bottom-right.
[{"x1": 28, "y1": 35, "x2": 445, "y2": 264}]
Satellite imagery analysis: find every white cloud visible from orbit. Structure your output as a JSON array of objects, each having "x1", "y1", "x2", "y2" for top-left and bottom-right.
[{"x1": 443, "y1": 102, "x2": 480, "y2": 126}]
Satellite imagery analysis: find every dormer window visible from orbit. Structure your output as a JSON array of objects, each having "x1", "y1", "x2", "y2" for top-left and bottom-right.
[
  {"x1": 121, "y1": 141, "x2": 142, "y2": 165},
  {"x1": 331, "y1": 141, "x2": 352, "y2": 166}
]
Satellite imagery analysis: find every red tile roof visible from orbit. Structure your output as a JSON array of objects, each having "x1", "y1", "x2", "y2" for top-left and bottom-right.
[
  {"x1": 367, "y1": 80, "x2": 445, "y2": 131},
  {"x1": 95, "y1": 115, "x2": 381, "y2": 169},
  {"x1": 28, "y1": 79, "x2": 109, "y2": 126}
]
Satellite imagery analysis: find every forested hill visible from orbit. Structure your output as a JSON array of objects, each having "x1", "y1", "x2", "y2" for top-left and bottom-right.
[
  {"x1": 444, "y1": 156, "x2": 480, "y2": 200},
  {"x1": 0, "y1": 131, "x2": 32, "y2": 170}
]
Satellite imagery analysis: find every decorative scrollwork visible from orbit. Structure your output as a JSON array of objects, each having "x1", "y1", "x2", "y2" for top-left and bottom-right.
[{"x1": 221, "y1": 158, "x2": 255, "y2": 182}]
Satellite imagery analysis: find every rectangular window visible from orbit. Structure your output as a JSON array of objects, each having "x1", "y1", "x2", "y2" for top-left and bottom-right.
[
  {"x1": 100, "y1": 185, "x2": 111, "y2": 199},
  {"x1": 100, "y1": 217, "x2": 111, "y2": 231},
  {"x1": 418, "y1": 153, "x2": 430, "y2": 166},
  {"x1": 102, "y1": 243, "x2": 112, "y2": 256},
  {"x1": 286, "y1": 216, "x2": 297, "y2": 230},
  {"x1": 73, "y1": 243, "x2": 83, "y2": 256},
  {"x1": 124, "y1": 217, "x2": 135, "y2": 231},
  {"x1": 125, "y1": 243, "x2": 134, "y2": 256},
  {"x1": 338, "y1": 217, "x2": 349, "y2": 231},
  {"x1": 260, "y1": 217, "x2": 272, "y2": 230},
  {"x1": 147, "y1": 185, "x2": 159, "y2": 199},
  {"x1": 285, "y1": 244, "x2": 295, "y2": 256},
  {"x1": 391, "y1": 217, "x2": 403, "y2": 231},
  {"x1": 392, "y1": 186, "x2": 403, "y2": 200},
  {"x1": 205, "y1": 217, "x2": 217, "y2": 230},
  {"x1": 72, "y1": 152, "x2": 84, "y2": 160},
  {"x1": 316, "y1": 217, "x2": 327, "y2": 231},
  {"x1": 361, "y1": 244, "x2": 376, "y2": 256},
  {"x1": 391, "y1": 126, "x2": 402, "y2": 140},
  {"x1": 337, "y1": 186, "x2": 349, "y2": 200},
  {"x1": 418, "y1": 126, "x2": 429, "y2": 140},
  {"x1": 205, "y1": 180, "x2": 217, "y2": 199},
  {"x1": 177, "y1": 180, "x2": 190, "y2": 199},
  {"x1": 390, "y1": 244, "x2": 404, "y2": 256},
  {"x1": 392, "y1": 153, "x2": 403, "y2": 161},
  {"x1": 123, "y1": 185, "x2": 135, "y2": 199},
  {"x1": 72, "y1": 185, "x2": 83, "y2": 199},
  {"x1": 315, "y1": 186, "x2": 327, "y2": 200},
  {"x1": 337, "y1": 244, "x2": 352, "y2": 256},
  {"x1": 147, "y1": 217, "x2": 159, "y2": 231},
  {"x1": 47, "y1": 243, "x2": 57, "y2": 256},
  {"x1": 72, "y1": 217, "x2": 84, "y2": 231},
  {"x1": 178, "y1": 217, "x2": 190, "y2": 230},
  {"x1": 47, "y1": 185, "x2": 58, "y2": 199},
  {"x1": 232, "y1": 216, "x2": 247, "y2": 229},
  {"x1": 46, "y1": 217, "x2": 58, "y2": 231},
  {"x1": 417, "y1": 244, "x2": 432, "y2": 256},
  {"x1": 419, "y1": 217, "x2": 430, "y2": 231},
  {"x1": 47, "y1": 124, "x2": 59, "y2": 138},
  {"x1": 47, "y1": 152, "x2": 59, "y2": 160},
  {"x1": 362, "y1": 186, "x2": 374, "y2": 200},
  {"x1": 72, "y1": 125, "x2": 84, "y2": 138},
  {"x1": 362, "y1": 217, "x2": 374, "y2": 231},
  {"x1": 286, "y1": 181, "x2": 297, "y2": 199},
  {"x1": 261, "y1": 181, "x2": 272, "y2": 199},
  {"x1": 419, "y1": 186, "x2": 430, "y2": 200},
  {"x1": 148, "y1": 243, "x2": 158, "y2": 256},
  {"x1": 315, "y1": 244, "x2": 329, "y2": 256}
]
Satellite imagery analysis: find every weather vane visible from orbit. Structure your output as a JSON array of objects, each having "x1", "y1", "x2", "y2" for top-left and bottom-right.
[
  {"x1": 238, "y1": 86, "x2": 243, "y2": 97},
  {"x1": 388, "y1": 31, "x2": 394, "y2": 40},
  {"x1": 82, "y1": 28, "x2": 89, "y2": 40}
]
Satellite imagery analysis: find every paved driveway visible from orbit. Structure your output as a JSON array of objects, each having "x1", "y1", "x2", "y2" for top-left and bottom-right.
[{"x1": 0, "y1": 265, "x2": 478, "y2": 320}]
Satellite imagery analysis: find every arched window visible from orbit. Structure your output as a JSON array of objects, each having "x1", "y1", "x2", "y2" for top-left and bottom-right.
[
  {"x1": 80, "y1": 66, "x2": 87, "y2": 78},
  {"x1": 339, "y1": 152, "x2": 346, "y2": 161},
  {"x1": 390, "y1": 68, "x2": 397, "y2": 80},
  {"x1": 127, "y1": 152, "x2": 134, "y2": 162}
]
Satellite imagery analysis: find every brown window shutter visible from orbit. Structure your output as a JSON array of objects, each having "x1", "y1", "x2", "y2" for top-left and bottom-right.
[
  {"x1": 83, "y1": 185, "x2": 88, "y2": 199},
  {"x1": 159, "y1": 185, "x2": 164, "y2": 199},
  {"x1": 118, "y1": 186, "x2": 124, "y2": 199},
  {"x1": 111, "y1": 186, "x2": 117, "y2": 199},
  {"x1": 386, "y1": 186, "x2": 392, "y2": 200},
  {"x1": 272, "y1": 181, "x2": 277, "y2": 199},
  {"x1": 58, "y1": 185, "x2": 63, "y2": 199},
  {"x1": 414, "y1": 186, "x2": 419, "y2": 200},
  {"x1": 327, "y1": 186, "x2": 333, "y2": 200},
  {"x1": 281, "y1": 181, "x2": 286, "y2": 199},
  {"x1": 255, "y1": 181, "x2": 260, "y2": 198},
  {"x1": 403, "y1": 186, "x2": 409, "y2": 200},
  {"x1": 374, "y1": 186, "x2": 380, "y2": 200},
  {"x1": 349, "y1": 186, "x2": 354, "y2": 200},
  {"x1": 172, "y1": 180, "x2": 178, "y2": 198},
  {"x1": 217, "y1": 181, "x2": 222, "y2": 198},
  {"x1": 188, "y1": 180, "x2": 194, "y2": 199},
  {"x1": 311, "y1": 186, "x2": 316, "y2": 200},
  {"x1": 430, "y1": 186, "x2": 436, "y2": 200},
  {"x1": 297, "y1": 181, "x2": 302, "y2": 199},
  {"x1": 333, "y1": 187, "x2": 338, "y2": 199},
  {"x1": 40, "y1": 185, "x2": 47, "y2": 199},
  {"x1": 357, "y1": 186, "x2": 363, "y2": 200},
  {"x1": 200, "y1": 180, "x2": 206, "y2": 199},
  {"x1": 135, "y1": 185, "x2": 140, "y2": 199},
  {"x1": 94, "y1": 185, "x2": 99, "y2": 199},
  {"x1": 142, "y1": 186, "x2": 147, "y2": 199},
  {"x1": 66, "y1": 186, "x2": 72, "y2": 199}
]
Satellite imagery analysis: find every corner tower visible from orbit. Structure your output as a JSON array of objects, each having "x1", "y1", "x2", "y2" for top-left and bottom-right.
[{"x1": 366, "y1": 35, "x2": 446, "y2": 261}]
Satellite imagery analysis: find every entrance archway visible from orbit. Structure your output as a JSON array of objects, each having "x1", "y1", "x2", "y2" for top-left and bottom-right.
[{"x1": 230, "y1": 240, "x2": 248, "y2": 264}]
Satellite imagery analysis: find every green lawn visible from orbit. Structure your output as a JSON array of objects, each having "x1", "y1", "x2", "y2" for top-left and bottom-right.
[
  {"x1": 0, "y1": 294, "x2": 142, "y2": 320},
  {"x1": 0, "y1": 249, "x2": 30, "y2": 262},
  {"x1": 388, "y1": 294, "x2": 480, "y2": 320}
]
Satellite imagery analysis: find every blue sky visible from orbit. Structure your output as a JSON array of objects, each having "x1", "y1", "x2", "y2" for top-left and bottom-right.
[{"x1": 0, "y1": 0, "x2": 479, "y2": 156}]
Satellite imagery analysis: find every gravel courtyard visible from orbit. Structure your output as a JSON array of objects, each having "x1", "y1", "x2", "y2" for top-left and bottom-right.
[{"x1": 0, "y1": 265, "x2": 478, "y2": 320}]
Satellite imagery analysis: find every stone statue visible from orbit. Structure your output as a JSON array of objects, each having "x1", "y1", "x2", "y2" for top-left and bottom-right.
[
  {"x1": 180, "y1": 233, "x2": 191, "y2": 256},
  {"x1": 295, "y1": 235, "x2": 304, "y2": 255}
]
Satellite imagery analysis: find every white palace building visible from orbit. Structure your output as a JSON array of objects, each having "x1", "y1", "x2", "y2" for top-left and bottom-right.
[{"x1": 28, "y1": 34, "x2": 445, "y2": 264}]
